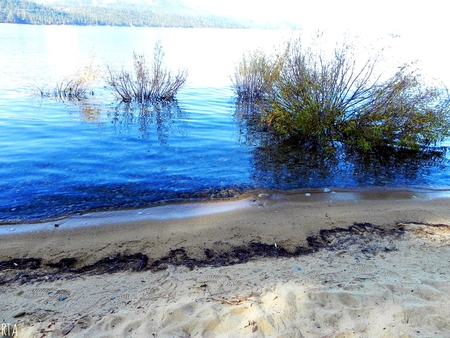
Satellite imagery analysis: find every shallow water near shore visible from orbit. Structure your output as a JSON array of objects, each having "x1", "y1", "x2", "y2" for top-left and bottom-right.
[
  {"x1": 3, "y1": 188, "x2": 450, "y2": 235},
  {"x1": 1, "y1": 25, "x2": 450, "y2": 223}
]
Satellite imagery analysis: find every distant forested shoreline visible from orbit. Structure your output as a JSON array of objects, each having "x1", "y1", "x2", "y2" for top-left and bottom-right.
[{"x1": 0, "y1": 0, "x2": 248, "y2": 28}]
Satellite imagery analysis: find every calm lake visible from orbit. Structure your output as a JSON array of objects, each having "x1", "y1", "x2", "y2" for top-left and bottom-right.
[{"x1": 1, "y1": 24, "x2": 450, "y2": 223}]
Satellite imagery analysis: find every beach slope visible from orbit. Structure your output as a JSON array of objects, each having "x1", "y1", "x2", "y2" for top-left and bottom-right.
[{"x1": 1, "y1": 191, "x2": 450, "y2": 337}]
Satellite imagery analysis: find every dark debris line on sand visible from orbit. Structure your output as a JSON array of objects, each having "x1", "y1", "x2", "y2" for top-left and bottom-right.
[{"x1": 0, "y1": 223, "x2": 405, "y2": 286}]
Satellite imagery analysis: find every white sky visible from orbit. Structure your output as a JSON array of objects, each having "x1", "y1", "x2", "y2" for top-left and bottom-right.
[
  {"x1": 185, "y1": 0, "x2": 449, "y2": 84},
  {"x1": 186, "y1": 0, "x2": 447, "y2": 34},
  {"x1": 36, "y1": 0, "x2": 450, "y2": 85}
]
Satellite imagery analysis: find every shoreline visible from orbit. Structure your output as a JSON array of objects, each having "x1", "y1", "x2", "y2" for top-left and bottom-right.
[
  {"x1": 1, "y1": 189, "x2": 450, "y2": 267},
  {"x1": 3, "y1": 186, "x2": 450, "y2": 229},
  {"x1": 1, "y1": 190, "x2": 450, "y2": 337}
]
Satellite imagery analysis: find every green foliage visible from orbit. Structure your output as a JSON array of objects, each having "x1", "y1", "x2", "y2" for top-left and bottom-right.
[
  {"x1": 232, "y1": 49, "x2": 283, "y2": 102},
  {"x1": 342, "y1": 69, "x2": 450, "y2": 150},
  {"x1": 232, "y1": 36, "x2": 450, "y2": 152},
  {"x1": 106, "y1": 42, "x2": 187, "y2": 103}
]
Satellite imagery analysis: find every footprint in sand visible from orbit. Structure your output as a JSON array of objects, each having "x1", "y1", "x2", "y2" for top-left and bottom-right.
[
  {"x1": 139, "y1": 279, "x2": 177, "y2": 302},
  {"x1": 338, "y1": 263, "x2": 380, "y2": 279},
  {"x1": 196, "y1": 274, "x2": 244, "y2": 294},
  {"x1": 55, "y1": 289, "x2": 70, "y2": 296},
  {"x1": 110, "y1": 293, "x2": 134, "y2": 307},
  {"x1": 352, "y1": 263, "x2": 377, "y2": 273},
  {"x1": 18, "y1": 288, "x2": 52, "y2": 299},
  {"x1": 329, "y1": 263, "x2": 399, "y2": 282},
  {"x1": 304, "y1": 270, "x2": 323, "y2": 281},
  {"x1": 376, "y1": 269, "x2": 399, "y2": 278},
  {"x1": 350, "y1": 264, "x2": 400, "y2": 279},
  {"x1": 437, "y1": 266, "x2": 448, "y2": 275},
  {"x1": 305, "y1": 271, "x2": 339, "y2": 283},
  {"x1": 18, "y1": 288, "x2": 71, "y2": 301}
]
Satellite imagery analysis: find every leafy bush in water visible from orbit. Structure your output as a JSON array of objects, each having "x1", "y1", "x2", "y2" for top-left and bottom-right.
[
  {"x1": 106, "y1": 42, "x2": 187, "y2": 102},
  {"x1": 231, "y1": 49, "x2": 283, "y2": 102},
  {"x1": 232, "y1": 36, "x2": 450, "y2": 151}
]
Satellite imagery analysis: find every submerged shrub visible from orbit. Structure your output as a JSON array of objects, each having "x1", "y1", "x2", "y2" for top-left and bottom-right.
[
  {"x1": 51, "y1": 78, "x2": 92, "y2": 99},
  {"x1": 341, "y1": 69, "x2": 450, "y2": 150},
  {"x1": 38, "y1": 57, "x2": 101, "y2": 100},
  {"x1": 232, "y1": 35, "x2": 450, "y2": 152},
  {"x1": 106, "y1": 42, "x2": 187, "y2": 103},
  {"x1": 231, "y1": 48, "x2": 283, "y2": 102}
]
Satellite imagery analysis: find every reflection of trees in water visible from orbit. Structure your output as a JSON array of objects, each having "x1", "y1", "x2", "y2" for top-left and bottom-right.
[
  {"x1": 56, "y1": 97, "x2": 188, "y2": 145},
  {"x1": 108, "y1": 100, "x2": 188, "y2": 145},
  {"x1": 347, "y1": 146, "x2": 448, "y2": 186},
  {"x1": 251, "y1": 141, "x2": 350, "y2": 188},
  {"x1": 234, "y1": 97, "x2": 268, "y2": 147},
  {"x1": 80, "y1": 104, "x2": 101, "y2": 123},
  {"x1": 235, "y1": 99, "x2": 449, "y2": 188},
  {"x1": 53, "y1": 98, "x2": 104, "y2": 123}
]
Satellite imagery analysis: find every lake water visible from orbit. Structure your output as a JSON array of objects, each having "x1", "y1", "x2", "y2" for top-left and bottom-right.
[{"x1": 1, "y1": 24, "x2": 450, "y2": 223}]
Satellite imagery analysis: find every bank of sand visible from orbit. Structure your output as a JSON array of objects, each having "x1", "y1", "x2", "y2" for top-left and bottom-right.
[{"x1": 1, "y1": 190, "x2": 450, "y2": 337}]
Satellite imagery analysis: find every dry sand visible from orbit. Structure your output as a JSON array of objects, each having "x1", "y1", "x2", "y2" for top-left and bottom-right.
[{"x1": 1, "y1": 189, "x2": 450, "y2": 337}]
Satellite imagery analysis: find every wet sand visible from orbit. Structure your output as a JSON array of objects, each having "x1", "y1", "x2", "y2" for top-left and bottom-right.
[{"x1": 1, "y1": 189, "x2": 450, "y2": 337}]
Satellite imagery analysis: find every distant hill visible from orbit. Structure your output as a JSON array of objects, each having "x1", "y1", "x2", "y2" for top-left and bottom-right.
[
  {"x1": 34, "y1": 0, "x2": 193, "y2": 14},
  {"x1": 0, "y1": 0, "x2": 258, "y2": 28}
]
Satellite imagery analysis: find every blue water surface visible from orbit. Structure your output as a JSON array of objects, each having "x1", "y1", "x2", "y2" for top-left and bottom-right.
[{"x1": 1, "y1": 25, "x2": 450, "y2": 223}]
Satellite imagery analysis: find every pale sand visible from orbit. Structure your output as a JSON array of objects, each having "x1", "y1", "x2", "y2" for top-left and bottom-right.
[{"x1": 1, "y1": 190, "x2": 450, "y2": 337}]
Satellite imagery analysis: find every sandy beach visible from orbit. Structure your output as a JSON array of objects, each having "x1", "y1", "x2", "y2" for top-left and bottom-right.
[{"x1": 1, "y1": 189, "x2": 450, "y2": 338}]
